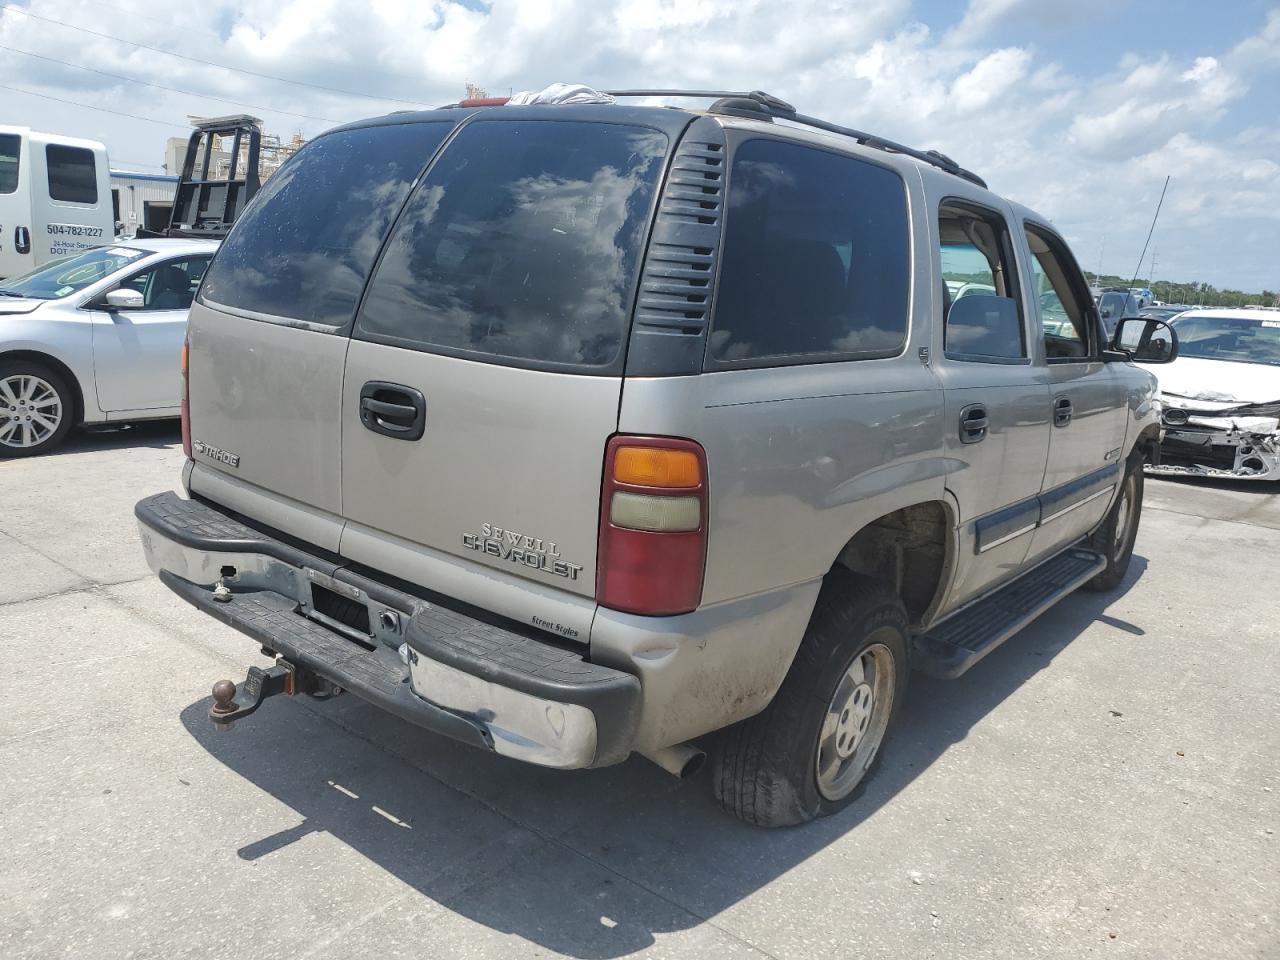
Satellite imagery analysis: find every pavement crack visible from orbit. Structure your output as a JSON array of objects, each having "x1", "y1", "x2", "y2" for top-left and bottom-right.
[
  {"x1": 0, "y1": 576, "x2": 156, "y2": 611},
  {"x1": 0, "y1": 526, "x2": 96, "y2": 582},
  {"x1": 0, "y1": 582, "x2": 95, "y2": 609}
]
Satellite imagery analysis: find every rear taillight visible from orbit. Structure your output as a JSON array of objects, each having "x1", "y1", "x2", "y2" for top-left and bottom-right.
[
  {"x1": 180, "y1": 336, "x2": 192, "y2": 460},
  {"x1": 597, "y1": 436, "x2": 708, "y2": 616}
]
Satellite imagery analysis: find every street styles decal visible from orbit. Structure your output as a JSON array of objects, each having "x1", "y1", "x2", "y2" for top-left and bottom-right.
[{"x1": 462, "y1": 523, "x2": 584, "y2": 581}]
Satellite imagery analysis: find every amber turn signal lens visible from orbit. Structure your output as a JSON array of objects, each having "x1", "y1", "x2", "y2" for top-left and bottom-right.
[
  {"x1": 613, "y1": 446, "x2": 701, "y2": 488},
  {"x1": 180, "y1": 339, "x2": 189, "y2": 375}
]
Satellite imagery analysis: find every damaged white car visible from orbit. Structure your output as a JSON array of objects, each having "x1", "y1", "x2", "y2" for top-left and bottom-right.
[{"x1": 1141, "y1": 308, "x2": 1280, "y2": 481}]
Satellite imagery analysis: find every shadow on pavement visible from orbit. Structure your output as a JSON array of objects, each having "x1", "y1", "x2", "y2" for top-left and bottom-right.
[
  {"x1": 179, "y1": 555, "x2": 1148, "y2": 958},
  {"x1": 52, "y1": 420, "x2": 181, "y2": 456}
]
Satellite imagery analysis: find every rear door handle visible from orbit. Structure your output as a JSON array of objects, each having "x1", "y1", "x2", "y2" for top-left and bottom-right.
[
  {"x1": 359, "y1": 381, "x2": 426, "y2": 441},
  {"x1": 1053, "y1": 395, "x2": 1073, "y2": 427},
  {"x1": 959, "y1": 402, "x2": 988, "y2": 444}
]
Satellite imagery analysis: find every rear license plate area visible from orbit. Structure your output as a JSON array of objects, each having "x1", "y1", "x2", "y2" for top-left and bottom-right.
[{"x1": 307, "y1": 581, "x2": 375, "y2": 648}]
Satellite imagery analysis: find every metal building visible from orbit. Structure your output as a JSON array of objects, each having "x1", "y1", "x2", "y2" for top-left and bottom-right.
[{"x1": 109, "y1": 170, "x2": 178, "y2": 235}]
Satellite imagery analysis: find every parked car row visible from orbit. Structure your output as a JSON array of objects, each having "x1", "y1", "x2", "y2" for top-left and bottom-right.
[
  {"x1": 0, "y1": 239, "x2": 215, "y2": 454},
  {"x1": 1137, "y1": 308, "x2": 1280, "y2": 481},
  {"x1": 0, "y1": 117, "x2": 262, "y2": 457}
]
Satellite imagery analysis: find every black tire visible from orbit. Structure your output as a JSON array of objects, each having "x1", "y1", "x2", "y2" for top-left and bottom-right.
[
  {"x1": 712, "y1": 569, "x2": 910, "y2": 827},
  {"x1": 0, "y1": 360, "x2": 76, "y2": 458},
  {"x1": 1084, "y1": 456, "x2": 1143, "y2": 591}
]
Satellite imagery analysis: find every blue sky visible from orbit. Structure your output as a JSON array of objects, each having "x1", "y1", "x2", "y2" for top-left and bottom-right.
[{"x1": 2, "y1": 0, "x2": 1278, "y2": 291}]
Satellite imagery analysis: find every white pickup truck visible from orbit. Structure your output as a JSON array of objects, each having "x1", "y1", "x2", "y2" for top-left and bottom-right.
[{"x1": 0, "y1": 127, "x2": 113, "y2": 280}]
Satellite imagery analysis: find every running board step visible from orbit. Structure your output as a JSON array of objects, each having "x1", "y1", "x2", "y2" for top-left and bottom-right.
[{"x1": 912, "y1": 547, "x2": 1106, "y2": 679}]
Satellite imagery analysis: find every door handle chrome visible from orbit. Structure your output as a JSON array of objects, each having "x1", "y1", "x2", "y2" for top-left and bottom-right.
[{"x1": 1053, "y1": 395, "x2": 1073, "y2": 427}]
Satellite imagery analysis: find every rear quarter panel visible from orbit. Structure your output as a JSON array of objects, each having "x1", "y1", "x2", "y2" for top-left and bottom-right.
[
  {"x1": 618, "y1": 359, "x2": 946, "y2": 605},
  {"x1": 600, "y1": 156, "x2": 946, "y2": 749}
]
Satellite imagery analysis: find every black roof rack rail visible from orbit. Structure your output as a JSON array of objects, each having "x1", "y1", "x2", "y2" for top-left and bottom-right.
[
  {"x1": 605, "y1": 88, "x2": 987, "y2": 189},
  {"x1": 767, "y1": 110, "x2": 988, "y2": 189}
]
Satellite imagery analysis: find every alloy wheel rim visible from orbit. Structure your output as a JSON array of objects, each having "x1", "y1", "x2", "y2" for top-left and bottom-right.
[
  {"x1": 816, "y1": 637, "x2": 896, "y2": 801},
  {"x1": 0, "y1": 375, "x2": 63, "y2": 449}
]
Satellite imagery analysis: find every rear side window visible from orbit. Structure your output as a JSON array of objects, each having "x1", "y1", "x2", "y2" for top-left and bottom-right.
[
  {"x1": 709, "y1": 139, "x2": 909, "y2": 364},
  {"x1": 939, "y1": 202, "x2": 1025, "y2": 361},
  {"x1": 0, "y1": 134, "x2": 18, "y2": 194},
  {"x1": 199, "y1": 122, "x2": 452, "y2": 327},
  {"x1": 356, "y1": 120, "x2": 668, "y2": 370},
  {"x1": 46, "y1": 145, "x2": 97, "y2": 204}
]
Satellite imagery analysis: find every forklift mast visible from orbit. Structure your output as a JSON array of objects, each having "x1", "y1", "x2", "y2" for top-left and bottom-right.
[{"x1": 138, "y1": 115, "x2": 263, "y2": 239}]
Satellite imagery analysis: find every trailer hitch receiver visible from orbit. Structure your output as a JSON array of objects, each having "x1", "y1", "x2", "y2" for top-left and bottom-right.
[{"x1": 209, "y1": 662, "x2": 296, "y2": 732}]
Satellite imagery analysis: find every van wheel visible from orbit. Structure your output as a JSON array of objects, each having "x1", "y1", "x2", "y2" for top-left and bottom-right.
[
  {"x1": 1084, "y1": 459, "x2": 1143, "y2": 591},
  {"x1": 0, "y1": 361, "x2": 75, "y2": 457},
  {"x1": 711, "y1": 569, "x2": 909, "y2": 827}
]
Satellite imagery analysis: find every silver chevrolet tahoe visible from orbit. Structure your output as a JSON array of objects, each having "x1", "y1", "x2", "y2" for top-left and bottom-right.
[{"x1": 135, "y1": 90, "x2": 1178, "y2": 826}]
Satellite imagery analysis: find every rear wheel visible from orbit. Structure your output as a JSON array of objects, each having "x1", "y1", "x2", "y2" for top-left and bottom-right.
[
  {"x1": 1084, "y1": 457, "x2": 1143, "y2": 591},
  {"x1": 0, "y1": 362, "x2": 75, "y2": 457},
  {"x1": 712, "y1": 569, "x2": 909, "y2": 827}
]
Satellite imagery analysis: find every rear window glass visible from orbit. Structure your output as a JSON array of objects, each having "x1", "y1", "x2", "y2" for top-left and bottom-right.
[
  {"x1": 355, "y1": 120, "x2": 668, "y2": 369},
  {"x1": 199, "y1": 122, "x2": 452, "y2": 327},
  {"x1": 46, "y1": 145, "x2": 97, "y2": 204},
  {"x1": 709, "y1": 138, "x2": 910, "y2": 364},
  {"x1": 0, "y1": 134, "x2": 18, "y2": 194}
]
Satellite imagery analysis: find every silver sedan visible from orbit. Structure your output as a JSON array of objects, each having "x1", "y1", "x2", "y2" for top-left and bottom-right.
[{"x1": 0, "y1": 237, "x2": 218, "y2": 456}]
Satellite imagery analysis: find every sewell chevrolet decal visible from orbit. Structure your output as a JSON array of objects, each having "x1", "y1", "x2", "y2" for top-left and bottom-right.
[{"x1": 462, "y1": 523, "x2": 583, "y2": 580}]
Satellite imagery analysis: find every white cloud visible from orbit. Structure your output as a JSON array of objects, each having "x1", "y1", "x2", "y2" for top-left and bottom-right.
[
  {"x1": 0, "y1": 0, "x2": 1277, "y2": 289},
  {"x1": 948, "y1": 0, "x2": 1028, "y2": 45},
  {"x1": 951, "y1": 47, "x2": 1031, "y2": 111},
  {"x1": 1065, "y1": 53, "x2": 1242, "y2": 157}
]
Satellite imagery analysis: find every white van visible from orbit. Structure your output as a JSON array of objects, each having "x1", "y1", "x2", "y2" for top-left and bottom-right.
[{"x1": 0, "y1": 126, "x2": 113, "y2": 279}]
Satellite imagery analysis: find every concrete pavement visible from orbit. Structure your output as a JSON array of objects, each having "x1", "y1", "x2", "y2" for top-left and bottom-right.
[{"x1": 1, "y1": 422, "x2": 1276, "y2": 959}]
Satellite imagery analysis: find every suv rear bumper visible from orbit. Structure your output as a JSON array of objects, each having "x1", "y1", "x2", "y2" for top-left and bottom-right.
[{"x1": 136, "y1": 492, "x2": 641, "y2": 769}]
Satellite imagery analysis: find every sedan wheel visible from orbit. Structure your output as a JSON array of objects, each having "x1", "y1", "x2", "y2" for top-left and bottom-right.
[{"x1": 0, "y1": 365, "x2": 74, "y2": 457}]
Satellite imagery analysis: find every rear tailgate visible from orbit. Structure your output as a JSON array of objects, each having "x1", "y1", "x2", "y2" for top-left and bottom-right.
[
  {"x1": 340, "y1": 343, "x2": 622, "y2": 595},
  {"x1": 186, "y1": 119, "x2": 457, "y2": 549},
  {"x1": 337, "y1": 113, "x2": 683, "y2": 604}
]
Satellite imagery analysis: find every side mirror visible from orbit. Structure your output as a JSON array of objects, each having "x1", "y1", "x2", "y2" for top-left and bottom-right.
[
  {"x1": 1111, "y1": 317, "x2": 1179, "y2": 364},
  {"x1": 104, "y1": 288, "x2": 145, "y2": 310}
]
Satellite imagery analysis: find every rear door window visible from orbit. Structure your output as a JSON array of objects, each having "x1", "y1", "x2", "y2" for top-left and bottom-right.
[
  {"x1": 199, "y1": 122, "x2": 453, "y2": 327},
  {"x1": 708, "y1": 138, "x2": 910, "y2": 365},
  {"x1": 46, "y1": 145, "x2": 97, "y2": 204},
  {"x1": 355, "y1": 120, "x2": 668, "y2": 371},
  {"x1": 0, "y1": 133, "x2": 18, "y2": 194},
  {"x1": 939, "y1": 202, "x2": 1025, "y2": 361}
]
